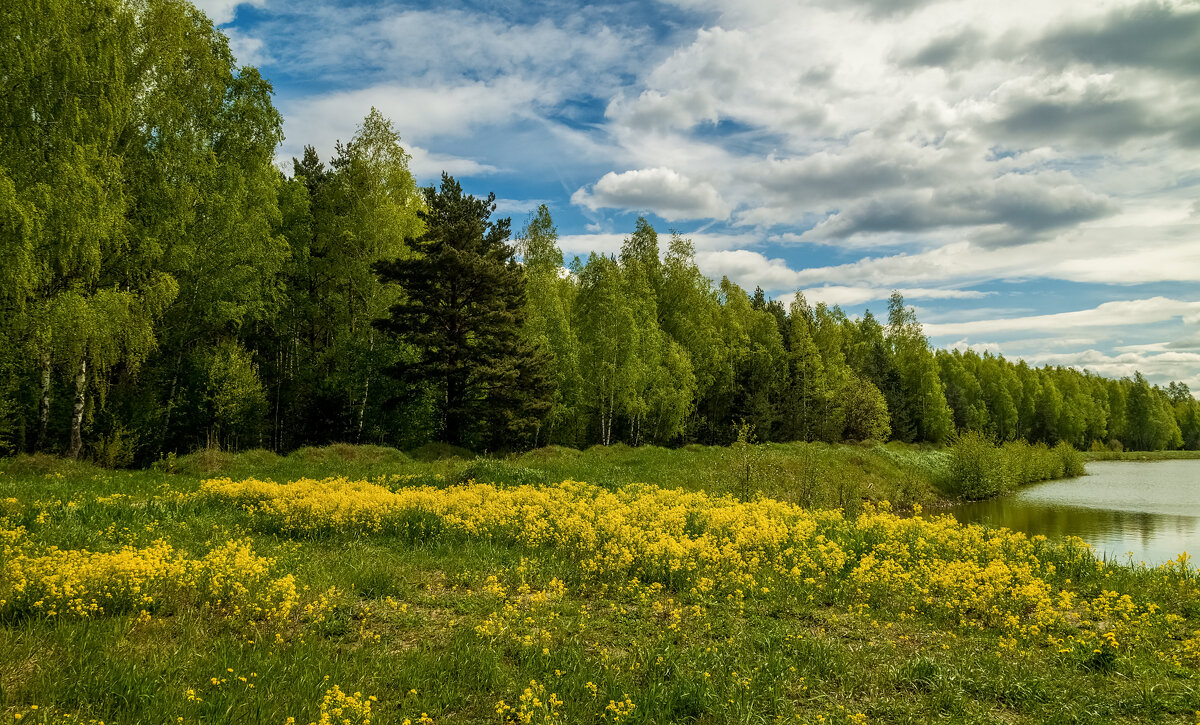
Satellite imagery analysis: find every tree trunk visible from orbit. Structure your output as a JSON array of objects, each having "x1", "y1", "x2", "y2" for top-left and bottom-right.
[
  {"x1": 357, "y1": 377, "x2": 369, "y2": 443},
  {"x1": 357, "y1": 333, "x2": 374, "y2": 443},
  {"x1": 35, "y1": 352, "x2": 51, "y2": 451},
  {"x1": 162, "y1": 350, "x2": 184, "y2": 452},
  {"x1": 68, "y1": 358, "x2": 87, "y2": 459}
]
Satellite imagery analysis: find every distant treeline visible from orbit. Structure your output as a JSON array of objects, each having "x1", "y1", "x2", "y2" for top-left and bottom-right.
[{"x1": 2, "y1": 0, "x2": 1198, "y2": 463}]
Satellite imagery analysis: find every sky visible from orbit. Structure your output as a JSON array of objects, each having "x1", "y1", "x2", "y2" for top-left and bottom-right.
[{"x1": 201, "y1": 0, "x2": 1200, "y2": 391}]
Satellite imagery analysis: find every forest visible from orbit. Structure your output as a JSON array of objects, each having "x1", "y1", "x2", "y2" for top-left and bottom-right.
[{"x1": 2, "y1": 0, "x2": 1198, "y2": 464}]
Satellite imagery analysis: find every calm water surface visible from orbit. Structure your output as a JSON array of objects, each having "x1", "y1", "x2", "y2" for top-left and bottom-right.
[{"x1": 949, "y1": 460, "x2": 1200, "y2": 567}]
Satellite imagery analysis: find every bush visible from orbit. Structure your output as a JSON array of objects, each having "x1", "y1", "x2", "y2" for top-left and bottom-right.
[
  {"x1": 454, "y1": 459, "x2": 549, "y2": 487},
  {"x1": 946, "y1": 431, "x2": 1008, "y2": 500},
  {"x1": 518, "y1": 445, "x2": 581, "y2": 462},
  {"x1": 289, "y1": 444, "x2": 409, "y2": 465},
  {"x1": 409, "y1": 442, "x2": 473, "y2": 461},
  {"x1": 1055, "y1": 441, "x2": 1085, "y2": 477},
  {"x1": 94, "y1": 425, "x2": 137, "y2": 469}
]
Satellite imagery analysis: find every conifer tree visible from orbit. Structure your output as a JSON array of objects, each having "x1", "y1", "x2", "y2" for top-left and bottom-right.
[{"x1": 374, "y1": 174, "x2": 550, "y2": 449}]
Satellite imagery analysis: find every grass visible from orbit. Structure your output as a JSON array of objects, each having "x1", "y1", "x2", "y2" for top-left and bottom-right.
[
  {"x1": 1, "y1": 444, "x2": 1196, "y2": 724},
  {"x1": 1084, "y1": 449, "x2": 1200, "y2": 462}
]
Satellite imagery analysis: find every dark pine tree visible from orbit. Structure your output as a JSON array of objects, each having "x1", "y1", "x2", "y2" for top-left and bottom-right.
[{"x1": 373, "y1": 174, "x2": 552, "y2": 449}]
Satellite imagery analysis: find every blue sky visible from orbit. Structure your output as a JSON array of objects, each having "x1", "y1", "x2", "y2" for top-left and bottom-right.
[{"x1": 202, "y1": 0, "x2": 1200, "y2": 391}]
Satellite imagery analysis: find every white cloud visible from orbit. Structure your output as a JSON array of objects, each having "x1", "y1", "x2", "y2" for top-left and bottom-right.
[
  {"x1": 243, "y1": 0, "x2": 1200, "y2": 388},
  {"x1": 800, "y1": 286, "x2": 990, "y2": 306},
  {"x1": 224, "y1": 28, "x2": 268, "y2": 66},
  {"x1": 572, "y1": 168, "x2": 731, "y2": 221},
  {"x1": 278, "y1": 78, "x2": 543, "y2": 168},
  {"x1": 923, "y1": 297, "x2": 1200, "y2": 338},
  {"x1": 407, "y1": 145, "x2": 500, "y2": 180},
  {"x1": 493, "y1": 199, "x2": 553, "y2": 218},
  {"x1": 558, "y1": 231, "x2": 758, "y2": 258},
  {"x1": 697, "y1": 249, "x2": 801, "y2": 289},
  {"x1": 193, "y1": 0, "x2": 265, "y2": 25},
  {"x1": 1019, "y1": 348, "x2": 1200, "y2": 391},
  {"x1": 782, "y1": 219, "x2": 1200, "y2": 288}
]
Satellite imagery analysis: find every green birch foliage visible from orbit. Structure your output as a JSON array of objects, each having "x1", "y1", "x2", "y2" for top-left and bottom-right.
[
  {"x1": 938, "y1": 349, "x2": 992, "y2": 434},
  {"x1": 517, "y1": 205, "x2": 582, "y2": 445},
  {"x1": 204, "y1": 340, "x2": 267, "y2": 450},
  {"x1": 1125, "y1": 373, "x2": 1183, "y2": 451},
  {"x1": 811, "y1": 303, "x2": 855, "y2": 441},
  {"x1": 658, "y1": 234, "x2": 728, "y2": 440},
  {"x1": 574, "y1": 254, "x2": 638, "y2": 446},
  {"x1": 842, "y1": 371, "x2": 892, "y2": 442},
  {"x1": 977, "y1": 353, "x2": 1020, "y2": 442},
  {"x1": 781, "y1": 294, "x2": 827, "y2": 442},
  {"x1": 720, "y1": 279, "x2": 786, "y2": 442},
  {"x1": 886, "y1": 292, "x2": 954, "y2": 444},
  {"x1": 321, "y1": 109, "x2": 424, "y2": 441},
  {"x1": 266, "y1": 112, "x2": 425, "y2": 449},
  {"x1": 619, "y1": 223, "x2": 694, "y2": 445},
  {"x1": 1, "y1": 0, "x2": 194, "y2": 456}
]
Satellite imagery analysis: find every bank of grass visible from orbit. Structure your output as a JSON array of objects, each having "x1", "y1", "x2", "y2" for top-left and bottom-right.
[
  {"x1": 0, "y1": 449, "x2": 1197, "y2": 725},
  {"x1": 1084, "y1": 448, "x2": 1200, "y2": 462},
  {"x1": 141, "y1": 439, "x2": 949, "y2": 511},
  {"x1": 151, "y1": 435, "x2": 1080, "y2": 508}
]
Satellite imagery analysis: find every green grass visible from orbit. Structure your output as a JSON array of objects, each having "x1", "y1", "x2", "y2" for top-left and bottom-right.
[
  {"x1": 1084, "y1": 449, "x2": 1200, "y2": 462},
  {"x1": 129, "y1": 439, "x2": 952, "y2": 510},
  {"x1": 1, "y1": 445, "x2": 1196, "y2": 724}
]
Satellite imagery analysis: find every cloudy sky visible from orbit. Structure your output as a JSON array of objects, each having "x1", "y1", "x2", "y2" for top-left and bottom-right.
[{"x1": 203, "y1": 0, "x2": 1200, "y2": 390}]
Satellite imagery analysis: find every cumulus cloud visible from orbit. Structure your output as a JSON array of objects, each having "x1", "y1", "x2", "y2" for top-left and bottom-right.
[
  {"x1": 237, "y1": 0, "x2": 1200, "y2": 383},
  {"x1": 692, "y1": 249, "x2": 992, "y2": 303},
  {"x1": 780, "y1": 217, "x2": 1200, "y2": 287},
  {"x1": 801, "y1": 172, "x2": 1116, "y2": 243},
  {"x1": 278, "y1": 78, "x2": 543, "y2": 171},
  {"x1": 1034, "y1": 1, "x2": 1200, "y2": 77},
  {"x1": 1021, "y1": 349, "x2": 1200, "y2": 390},
  {"x1": 224, "y1": 28, "x2": 269, "y2": 66},
  {"x1": 923, "y1": 297, "x2": 1200, "y2": 338},
  {"x1": 406, "y1": 145, "x2": 500, "y2": 179},
  {"x1": 193, "y1": 0, "x2": 264, "y2": 25},
  {"x1": 980, "y1": 73, "x2": 1165, "y2": 148},
  {"x1": 1167, "y1": 334, "x2": 1200, "y2": 351},
  {"x1": 572, "y1": 168, "x2": 732, "y2": 221},
  {"x1": 903, "y1": 27, "x2": 986, "y2": 68},
  {"x1": 696, "y1": 249, "x2": 803, "y2": 290},
  {"x1": 799, "y1": 286, "x2": 990, "y2": 306}
]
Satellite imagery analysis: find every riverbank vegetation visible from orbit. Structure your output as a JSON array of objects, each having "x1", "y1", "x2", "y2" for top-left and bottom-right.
[
  {"x1": 1, "y1": 449, "x2": 1198, "y2": 724},
  {"x1": 66, "y1": 434, "x2": 1083, "y2": 509},
  {"x1": 3, "y1": 0, "x2": 1200, "y2": 466}
]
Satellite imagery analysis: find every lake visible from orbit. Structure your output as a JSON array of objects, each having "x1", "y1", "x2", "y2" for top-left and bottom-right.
[{"x1": 948, "y1": 459, "x2": 1200, "y2": 567}]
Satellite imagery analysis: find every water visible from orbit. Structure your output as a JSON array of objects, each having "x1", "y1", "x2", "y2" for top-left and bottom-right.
[{"x1": 948, "y1": 460, "x2": 1200, "y2": 567}]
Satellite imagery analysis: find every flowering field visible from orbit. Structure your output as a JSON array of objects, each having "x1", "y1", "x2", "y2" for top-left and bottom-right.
[{"x1": 1, "y1": 450, "x2": 1198, "y2": 723}]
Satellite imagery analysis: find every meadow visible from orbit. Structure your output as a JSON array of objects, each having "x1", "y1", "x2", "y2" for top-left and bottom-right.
[{"x1": 2, "y1": 442, "x2": 1197, "y2": 724}]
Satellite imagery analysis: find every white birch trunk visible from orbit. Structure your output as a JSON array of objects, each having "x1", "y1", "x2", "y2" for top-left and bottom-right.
[
  {"x1": 68, "y1": 358, "x2": 87, "y2": 459},
  {"x1": 36, "y1": 352, "x2": 51, "y2": 451}
]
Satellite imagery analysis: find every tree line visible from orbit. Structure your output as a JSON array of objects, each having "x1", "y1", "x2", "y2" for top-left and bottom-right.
[{"x1": 2, "y1": 0, "x2": 1197, "y2": 463}]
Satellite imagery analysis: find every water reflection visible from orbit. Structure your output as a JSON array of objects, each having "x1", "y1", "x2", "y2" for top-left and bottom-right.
[{"x1": 949, "y1": 460, "x2": 1200, "y2": 566}]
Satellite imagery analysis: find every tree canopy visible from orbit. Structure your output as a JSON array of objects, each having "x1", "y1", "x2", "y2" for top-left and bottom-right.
[{"x1": 1, "y1": 0, "x2": 1196, "y2": 460}]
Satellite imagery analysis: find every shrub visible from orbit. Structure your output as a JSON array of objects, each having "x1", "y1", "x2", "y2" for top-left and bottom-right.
[
  {"x1": 1055, "y1": 441, "x2": 1085, "y2": 477},
  {"x1": 409, "y1": 442, "x2": 474, "y2": 461},
  {"x1": 94, "y1": 425, "x2": 137, "y2": 469},
  {"x1": 946, "y1": 431, "x2": 1008, "y2": 500},
  {"x1": 455, "y1": 459, "x2": 549, "y2": 487},
  {"x1": 290, "y1": 444, "x2": 409, "y2": 465}
]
